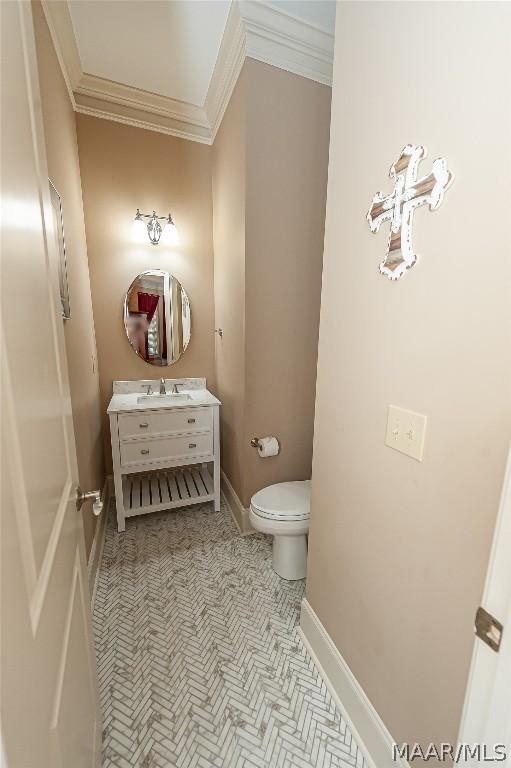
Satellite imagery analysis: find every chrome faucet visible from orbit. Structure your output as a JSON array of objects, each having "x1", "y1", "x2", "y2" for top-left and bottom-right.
[{"x1": 160, "y1": 378, "x2": 167, "y2": 395}]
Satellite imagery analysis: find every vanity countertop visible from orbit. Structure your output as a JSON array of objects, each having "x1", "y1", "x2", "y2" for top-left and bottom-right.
[{"x1": 107, "y1": 388, "x2": 220, "y2": 414}]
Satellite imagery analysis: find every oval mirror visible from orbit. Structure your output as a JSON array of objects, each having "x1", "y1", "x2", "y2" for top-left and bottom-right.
[{"x1": 124, "y1": 269, "x2": 191, "y2": 366}]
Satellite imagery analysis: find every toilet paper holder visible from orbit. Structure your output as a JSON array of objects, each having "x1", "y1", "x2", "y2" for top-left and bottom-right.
[{"x1": 251, "y1": 436, "x2": 280, "y2": 457}]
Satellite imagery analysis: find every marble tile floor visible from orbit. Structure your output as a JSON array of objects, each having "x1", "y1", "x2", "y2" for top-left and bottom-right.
[{"x1": 93, "y1": 497, "x2": 369, "y2": 768}]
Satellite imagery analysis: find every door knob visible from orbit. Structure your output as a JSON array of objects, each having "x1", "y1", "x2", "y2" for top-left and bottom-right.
[{"x1": 76, "y1": 486, "x2": 103, "y2": 516}]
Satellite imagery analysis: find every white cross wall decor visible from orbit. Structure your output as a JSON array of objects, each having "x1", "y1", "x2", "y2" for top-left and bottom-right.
[{"x1": 367, "y1": 144, "x2": 453, "y2": 280}]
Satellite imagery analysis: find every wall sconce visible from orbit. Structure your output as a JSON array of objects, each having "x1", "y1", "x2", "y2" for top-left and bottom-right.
[{"x1": 132, "y1": 209, "x2": 179, "y2": 246}]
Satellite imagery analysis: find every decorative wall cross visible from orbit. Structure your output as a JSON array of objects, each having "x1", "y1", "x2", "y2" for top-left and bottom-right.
[{"x1": 367, "y1": 144, "x2": 453, "y2": 280}]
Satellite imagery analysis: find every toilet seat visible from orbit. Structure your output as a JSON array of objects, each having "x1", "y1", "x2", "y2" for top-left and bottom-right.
[{"x1": 250, "y1": 480, "x2": 310, "y2": 522}]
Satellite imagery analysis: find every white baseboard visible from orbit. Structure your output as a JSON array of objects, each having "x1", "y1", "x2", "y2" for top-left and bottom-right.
[
  {"x1": 87, "y1": 475, "x2": 111, "y2": 607},
  {"x1": 221, "y1": 469, "x2": 254, "y2": 535},
  {"x1": 299, "y1": 598, "x2": 409, "y2": 768}
]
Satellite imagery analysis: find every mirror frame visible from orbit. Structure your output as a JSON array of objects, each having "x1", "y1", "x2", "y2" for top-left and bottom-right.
[{"x1": 123, "y1": 269, "x2": 191, "y2": 367}]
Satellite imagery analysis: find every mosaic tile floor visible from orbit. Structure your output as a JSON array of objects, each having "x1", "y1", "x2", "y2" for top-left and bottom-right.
[{"x1": 93, "y1": 498, "x2": 368, "y2": 768}]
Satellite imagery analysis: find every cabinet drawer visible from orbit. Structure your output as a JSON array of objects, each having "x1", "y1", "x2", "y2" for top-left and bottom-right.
[
  {"x1": 120, "y1": 433, "x2": 213, "y2": 467},
  {"x1": 118, "y1": 407, "x2": 212, "y2": 439}
]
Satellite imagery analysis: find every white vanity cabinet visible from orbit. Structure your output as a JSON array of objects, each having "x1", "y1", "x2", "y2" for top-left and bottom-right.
[{"x1": 108, "y1": 379, "x2": 220, "y2": 532}]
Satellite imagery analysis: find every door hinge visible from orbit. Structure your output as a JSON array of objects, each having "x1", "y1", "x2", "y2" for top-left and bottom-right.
[{"x1": 475, "y1": 606, "x2": 503, "y2": 652}]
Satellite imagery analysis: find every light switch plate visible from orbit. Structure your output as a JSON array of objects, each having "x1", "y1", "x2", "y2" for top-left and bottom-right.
[{"x1": 385, "y1": 405, "x2": 427, "y2": 461}]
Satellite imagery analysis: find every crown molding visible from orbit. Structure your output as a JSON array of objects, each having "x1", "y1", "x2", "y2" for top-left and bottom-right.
[
  {"x1": 205, "y1": 1, "x2": 333, "y2": 140},
  {"x1": 240, "y1": 1, "x2": 334, "y2": 87},
  {"x1": 74, "y1": 74, "x2": 211, "y2": 144},
  {"x1": 74, "y1": 104, "x2": 211, "y2": 145},
  {"x1": 41, "y1": 0, "x2": 333, "y2": 145},
  {"x1": 204, "y1": 1, "x2": 246, "y2": 141},
  {"x1": 40, "y1": 0, "x2": 81, "y2": 107}
]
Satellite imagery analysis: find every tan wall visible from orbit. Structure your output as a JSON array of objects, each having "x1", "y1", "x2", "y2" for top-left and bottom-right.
[
  {"x1": 33, "y1": 2, "x2": 104, "y2": 555},
  {"x1": 244, "y1": 59, "x2": 330, "y2": 505},
  {"x1": 306, "y1": 0, "x2": 511, "y2": 753},
  {"x1": 212, "y1": 60, "x2": 331, "y2": 509},
  {"x1": 75, "y1": 116, "x2": 216, "y2": 472},
  {"x1": 212, "y1": 68, "x2": 248, "y2": 501}
]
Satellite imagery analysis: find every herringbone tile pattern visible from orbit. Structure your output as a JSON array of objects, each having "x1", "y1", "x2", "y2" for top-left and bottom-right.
[{"x1": 94, "y1": 498, "x2": 368, "y2": 768}]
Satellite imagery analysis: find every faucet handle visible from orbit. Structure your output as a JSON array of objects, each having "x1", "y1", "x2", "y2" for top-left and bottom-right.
[{"x1": 142, "y1": 383, "x2": 153, "y2": 395}]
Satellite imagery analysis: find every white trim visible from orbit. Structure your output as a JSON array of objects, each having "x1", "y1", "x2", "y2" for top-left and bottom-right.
[
  {"x1": 221, "y1": 469, "x2": 254, "y2": 536},
  {"x1": 74, "y1": 104, "x2": 211, "y2": 145},
  {"x1": 205, "y1": 1, "x2": 246, "y2": 142},
  {"x1": 87, "y1": 475, "x2": 111, "y2": 608},
  {"x1": 40, "y1": 0, "x2": 79, "y2": 107},
  {"x1": 241, "y1": 1, "x2": 334, "y2": 87},
  {"x1": 458, "y1": 445, "x2": 511, "y2": 750},
  {"x1": 74, "y1": 74, "x2": 211, "y2": 145},
  {"x1": 221, "y1": 489, "x2": 244, "y2": 536},
  {"x1": 77, "y1": 74, "x2": 209, "y2": 129},
  {"x1": 299, "y1": 598, "x2": 409, "y2": 768},
  {"x1": 41, "y1": 0, "x2": 333, "y2": 144}
]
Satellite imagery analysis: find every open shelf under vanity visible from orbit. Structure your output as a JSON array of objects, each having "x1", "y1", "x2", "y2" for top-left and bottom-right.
[
  {"x1": 108, "y1": 378, "x2": 221, "y2": 531},
  {"x1": 122, "y1": 465, "x2": 215, "y2": 518}
]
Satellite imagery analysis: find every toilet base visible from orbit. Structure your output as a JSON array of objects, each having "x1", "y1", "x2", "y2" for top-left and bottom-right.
[{"x1": 272, "y1": 534, "x2": 307, "y2": 580}]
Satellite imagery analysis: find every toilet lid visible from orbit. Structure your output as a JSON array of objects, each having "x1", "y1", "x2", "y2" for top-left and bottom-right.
[{"x1": 250, "y1": 481, "x2": 311, "y2": 521}]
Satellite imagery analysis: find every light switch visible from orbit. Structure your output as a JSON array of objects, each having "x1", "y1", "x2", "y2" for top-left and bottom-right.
[{"x1": 385, "y1": 405, "x2": 427, "y2": 461}]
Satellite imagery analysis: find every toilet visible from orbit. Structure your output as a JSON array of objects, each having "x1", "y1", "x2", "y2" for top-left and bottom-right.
[{"x1": 249, "y1": 480, "x2": 310, "y2": 581}]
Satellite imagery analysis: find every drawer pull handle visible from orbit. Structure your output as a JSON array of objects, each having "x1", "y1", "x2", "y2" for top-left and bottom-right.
[
  {"x1": 189, "y1": 443, "x2": 197, "y2": 449},
  {"x1": 139, "y1": 422, "x2": 149, "y2": 428},
  {"x1": 187, "y1": 418, "x2": 196, "y2": 424},
  {"x1": 141, "y1": 449, "x2": 150, "y2": 455}
]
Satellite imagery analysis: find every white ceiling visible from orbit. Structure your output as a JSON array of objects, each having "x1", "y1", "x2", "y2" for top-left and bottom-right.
[
  {"x1": 69, "y1": 1, "x2": 231, "y2": 105},
  {"x1": 68, "y1": 0, "x2": 335, "y2": 107}
]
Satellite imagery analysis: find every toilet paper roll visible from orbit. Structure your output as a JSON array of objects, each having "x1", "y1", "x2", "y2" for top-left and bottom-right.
[{"x1": 257, "y1": 436, "x2": 280, "y2": 458}]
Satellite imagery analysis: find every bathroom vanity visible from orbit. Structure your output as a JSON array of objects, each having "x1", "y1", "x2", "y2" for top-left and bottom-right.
[{"x1": 108, "y1": 378, "x2": 220, "y2": 531}]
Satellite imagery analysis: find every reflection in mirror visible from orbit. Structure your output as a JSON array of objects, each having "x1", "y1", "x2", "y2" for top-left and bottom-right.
[{"x1": 124, "y1": 270, "x2": 191, "y2": 366}]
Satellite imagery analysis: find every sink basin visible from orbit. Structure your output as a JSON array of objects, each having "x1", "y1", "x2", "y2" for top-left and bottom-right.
[{"x1": 136, "y1": 393, "x2": 192, "y2": 405}]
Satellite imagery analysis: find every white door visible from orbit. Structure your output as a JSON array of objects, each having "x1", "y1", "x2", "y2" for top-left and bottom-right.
[
  {"x1": 0, "y1": 3, "x2": 101, "y2": 767},
  {"x1": 458, "y1": 446, "x2": 511, "y2": 764}
]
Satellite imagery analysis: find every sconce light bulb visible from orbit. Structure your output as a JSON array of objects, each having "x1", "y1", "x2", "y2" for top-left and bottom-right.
[
  {"x1": 132, "y1": 213, "x2": 147, "y2": 243},
  {"x1": 161, "y1": 216, "x2": 180, "y2": 246}
]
